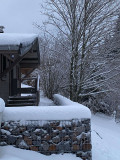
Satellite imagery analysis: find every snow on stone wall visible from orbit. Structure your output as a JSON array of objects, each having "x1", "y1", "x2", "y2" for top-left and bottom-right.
[
  {"x1": 53, "y1": 94, "x2": 91, "y2": 118},
  {"x1": 2, "y1": 100, "x2": 91, "y2": 122},
  {"x1": 2, "y1": 94, "x2": 91, "y2": 122}
]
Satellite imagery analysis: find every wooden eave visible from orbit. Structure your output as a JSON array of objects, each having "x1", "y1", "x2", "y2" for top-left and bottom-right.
[
  {"x1": 0, "y1": 38, "x2": 40, "y2": 78},
  {"x1": 0, "y1": 45, "x2": 19, "y2": 52}
]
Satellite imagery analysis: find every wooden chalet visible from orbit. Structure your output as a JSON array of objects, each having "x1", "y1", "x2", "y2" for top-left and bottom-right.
[{"x1": 0, "y1": 33, "x2": 40, "y2": 106}]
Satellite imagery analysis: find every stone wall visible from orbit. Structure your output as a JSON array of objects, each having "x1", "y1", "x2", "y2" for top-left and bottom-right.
[{"x1": 0, "y1": 119, "x2": 92, "y2": 160}]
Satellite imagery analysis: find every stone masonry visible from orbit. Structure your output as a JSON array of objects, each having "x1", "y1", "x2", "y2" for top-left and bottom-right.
[{"x1": 0, "y1": 119, "x2": 92, "y2": 160}]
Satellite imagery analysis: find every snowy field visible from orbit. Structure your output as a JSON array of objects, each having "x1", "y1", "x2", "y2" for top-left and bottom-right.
[{"x1": 0, "y1": 113, "x2": 120, "y2": 160}]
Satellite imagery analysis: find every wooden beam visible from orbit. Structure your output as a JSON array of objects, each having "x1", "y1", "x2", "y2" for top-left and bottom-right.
[
  {"x1": 22, "y1": 58, "x2": 38, "y2": 61},
  {"x1": 0, "y1": 52, "x2": 29, "y2": 78},
  {"x1": 0, "y1": 50, "x2": 18, "y2": 54},
  {"x1": 17, "y1": 88, "x2": 36, "y2": 94},
  {"x1": 20, "y1": 63, "x2": 39, "y2": 68}
]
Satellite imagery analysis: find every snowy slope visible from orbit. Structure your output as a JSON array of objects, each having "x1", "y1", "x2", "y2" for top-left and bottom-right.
[{"x1": 92, "y1": 114, "x2": 120, "y2": 160}]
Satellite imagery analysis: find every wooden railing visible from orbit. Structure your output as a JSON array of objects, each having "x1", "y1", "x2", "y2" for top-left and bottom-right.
[
  {"x1": 17, "y1": 75, "x2": 40, "y2": 106},
  {"x1": 17, "y1": 88, "x2": 36, "y2": 94}
]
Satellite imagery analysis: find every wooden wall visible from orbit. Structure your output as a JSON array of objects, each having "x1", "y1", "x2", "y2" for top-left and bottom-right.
[{"x1": 0, "y1": 55, "x2": 10, "y2": 102}]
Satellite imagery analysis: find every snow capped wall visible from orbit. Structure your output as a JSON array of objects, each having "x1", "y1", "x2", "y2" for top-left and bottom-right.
[
  {"x1": 2, "y1": 94, "x2": 91, "y2": 122},
  {"x1": 53, "y1": 94, "x2": 91, "y2": 119},
  {"x1": 2, "y1": 96, "x2": 91, "y2": 122}
]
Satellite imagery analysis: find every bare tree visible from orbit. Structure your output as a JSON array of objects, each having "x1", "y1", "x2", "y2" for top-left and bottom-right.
[
  {"x1": 39, "y1": 35, "x2": 70, "y2": 99},
  {"x1": 97, "y1": 14, "x2": 120, "y2": 114},
  {"x1": 39, "y1": 0, "x2": 120, "y2": 103}
]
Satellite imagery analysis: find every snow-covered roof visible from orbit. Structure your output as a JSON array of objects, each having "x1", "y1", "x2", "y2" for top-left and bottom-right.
[{"x1": 0, "y1": 33, "x2": 38, "y2": 46}]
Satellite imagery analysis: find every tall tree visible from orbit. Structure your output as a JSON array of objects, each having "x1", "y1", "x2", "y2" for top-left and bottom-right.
[{"x1": 39, "y1": 0, "x2": 120, "y2": 103}]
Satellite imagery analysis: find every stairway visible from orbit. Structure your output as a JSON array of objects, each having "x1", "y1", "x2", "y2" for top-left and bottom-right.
[{"x1": 6, "y1": 95, "x2": 37, "y2": 107}]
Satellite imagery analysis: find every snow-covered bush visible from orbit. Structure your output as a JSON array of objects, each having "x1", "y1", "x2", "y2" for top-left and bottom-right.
[
  {"x1": 115, "y1": 106, "x2": 120, "y2": 123},
  {"x1": 83, "y1": 96, "x2": 113, "y2": 115}
]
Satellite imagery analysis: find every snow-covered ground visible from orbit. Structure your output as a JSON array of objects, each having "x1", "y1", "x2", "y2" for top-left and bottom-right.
[
  {"x1": 39, "y1": 91, "x2": 54, "y2": 106},
  {"x1": 0, "y1": 146, "x2": 81, "y2": 160},
  {"x1": 92, "y1": 113, "x2": 120, "y2": 160}
]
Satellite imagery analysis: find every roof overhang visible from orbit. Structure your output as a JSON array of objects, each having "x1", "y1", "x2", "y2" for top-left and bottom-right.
[{"x1": 0, "y1": 33, "x2": 40, "y2": 78}]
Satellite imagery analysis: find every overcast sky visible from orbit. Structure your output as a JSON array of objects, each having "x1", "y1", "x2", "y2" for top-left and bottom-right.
[{"x1": 0, "y1": 0, "x2": 46, "y2": 33}]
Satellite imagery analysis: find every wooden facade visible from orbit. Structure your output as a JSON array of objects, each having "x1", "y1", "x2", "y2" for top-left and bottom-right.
[{"x1": 0, "y1": 34, "x2": 40, "y2": 106}]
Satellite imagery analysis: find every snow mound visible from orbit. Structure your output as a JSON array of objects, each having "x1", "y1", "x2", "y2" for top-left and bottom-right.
[
  {"x1": 0, "y1": 33, "x2": 38, "y2": 46},
  {"x1": 0, "y1": 98, "x2": 5, "y2": 113}
]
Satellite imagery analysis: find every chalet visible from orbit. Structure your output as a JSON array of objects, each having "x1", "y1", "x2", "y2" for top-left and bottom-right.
[{"x1": 0, "y1": 32, "x2": 40, "y2": 106}]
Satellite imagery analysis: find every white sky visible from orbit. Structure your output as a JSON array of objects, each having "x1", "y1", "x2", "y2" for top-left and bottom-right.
[{"x1": 0, "y1": 0, "x2": 46, "y2": 33}]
